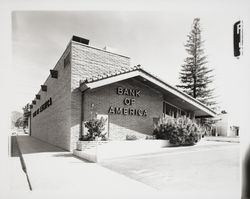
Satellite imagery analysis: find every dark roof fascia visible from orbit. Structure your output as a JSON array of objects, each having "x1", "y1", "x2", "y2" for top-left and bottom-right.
[{"x1": 138, "y1": 68, "x2": 217, "y2": 116}]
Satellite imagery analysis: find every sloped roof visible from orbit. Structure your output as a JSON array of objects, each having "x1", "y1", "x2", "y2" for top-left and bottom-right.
[
  {"x1": 82, "y1": 64, "x2": 142, "y2": 83},
  {"x1": 79, "y1": 65, "x2": 217, "y2": 117}
]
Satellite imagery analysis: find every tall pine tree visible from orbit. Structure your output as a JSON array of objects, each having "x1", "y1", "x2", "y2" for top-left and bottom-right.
[{"x1": 177, "y1": 18, "x2": 216, "y2": 108}]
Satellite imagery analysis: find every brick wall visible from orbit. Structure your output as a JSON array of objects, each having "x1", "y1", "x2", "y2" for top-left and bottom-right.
[
  {"x1": 83, "y1": 78, "x2": 163, "y2": 140},
  {"x1": 71, "y1": 41, "x2": 130, "y2": 88},
  {"x1": 30, "y1": 43, "x2": 72, "y2": 151},
  {"x1": 30, "y1": 40, "x2": 133, "y2": 151},
  {"x1": 70, "y1": 41, "x2": 131, "y2": 149},
  {"x1": 30, "y1": 38, "x2": 164, "y2": 150}
]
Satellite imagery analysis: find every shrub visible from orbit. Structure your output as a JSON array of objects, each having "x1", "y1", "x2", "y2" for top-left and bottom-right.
[
  {"x1": 145, "y1": 135, "x2": 156, "y2": 140},
  {"x1": 81, "y1": 117, "x2": 107, "y2": 141},
  {"x1": 153, "y1": 116, "x2": 203, "y2": 146},
  {"x1": 126, "y1": 134, "x2": 137, "y2": 140}
]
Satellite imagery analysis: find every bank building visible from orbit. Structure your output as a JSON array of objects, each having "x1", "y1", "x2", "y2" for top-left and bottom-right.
[{"x1": 28, "y1": 35, "x2": 216, "y2": 151}]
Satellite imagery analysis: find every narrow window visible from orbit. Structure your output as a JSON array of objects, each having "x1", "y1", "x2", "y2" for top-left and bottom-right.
[
  {"x1": 163, "y1": 101, "x2": 186, "y2": 118},
  {"x1": 163, "y1": 102, "x2": 166, "y2": 115},
  {"x1": 50, "y1": 70, "x2": 58, "y2": 78}
]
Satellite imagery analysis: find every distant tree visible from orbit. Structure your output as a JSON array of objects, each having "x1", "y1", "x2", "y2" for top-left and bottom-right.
[
  {"x1": 22, "y1": 103, "x2": 30, "y2": 129},
  {"x1": 15, "y1": 117, "x2": 23, "y2": 128},
  {"x1": 11, "y1": 111, "x2": 23, "y2": 129},
  {"x1": 177, "y1": 18, "x2": 216, "y2": 109}
]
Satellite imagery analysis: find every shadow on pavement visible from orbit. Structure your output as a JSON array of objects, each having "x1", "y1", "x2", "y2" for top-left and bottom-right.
[
  {"x1": 52, "y1": 153, "x2": 95, "y2": 163},
  {"x1": 242, "y1": 145, "x2": 250, "y2": 198},
  {"x1": 13, "y1": 135, "x2": 94, "y2": 164},
  {"x1": 11, "y1": 136, "x2": 19, "y2": 157},
  {"x1": 10, "y1": 135, "x2": 33, "y2": 190},
  {"x1": 15, "y1": 135, "x2": 66, "y2": 154}
]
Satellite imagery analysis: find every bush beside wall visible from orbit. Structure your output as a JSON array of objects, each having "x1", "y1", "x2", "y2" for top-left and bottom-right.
[{"x1": 153, "y1": 116, "x2": 203, "y2": 146}]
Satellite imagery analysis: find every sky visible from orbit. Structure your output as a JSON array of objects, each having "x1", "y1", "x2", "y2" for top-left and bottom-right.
[{"x1": 11, "y1": 2, "x2": 250, "y2": 125}]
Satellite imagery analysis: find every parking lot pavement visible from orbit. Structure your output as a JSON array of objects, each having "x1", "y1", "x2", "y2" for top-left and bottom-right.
[
  {"x1": 14, "y1": 135, "x2": 156, "y2": 196},
  {"x1": 11, "y1": 135, "x2": 240, "y2": 198},
  {"x1": 100, "y1": 142, "x2": 240, "y2": 198}
]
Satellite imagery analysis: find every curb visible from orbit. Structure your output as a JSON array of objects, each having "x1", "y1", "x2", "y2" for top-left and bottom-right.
[
  {"x1": 15, "y1": 136, "x2": 33, "y2": 191},
  {"x1": 204, "y1": 138, "x2": 240, "y2": 143}
]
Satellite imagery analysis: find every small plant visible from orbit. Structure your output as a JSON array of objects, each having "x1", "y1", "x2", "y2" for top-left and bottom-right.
[
  {"x1": 81, "y1": 117, "x2": 107, "y2": 141},
  {"x1": 145, "y1": 135, "x2": 156, "y2": 140},
  {"x1": 126, "y1": 134, "x2": 137, "y2": 140},
  {"x1": 153, "y1": 115, "x2": 203, "y2": 146}
]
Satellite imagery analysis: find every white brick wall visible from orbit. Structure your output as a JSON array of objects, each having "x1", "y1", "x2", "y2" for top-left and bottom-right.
[
  {"x1": 83, "y1": 78, "x2": 163, "y2": 140},
  {"x1": 30, "y1": 38, "x2": 164, "y2": 151},
  {"x1": 30, "y1": 43, "x2": 72, "y2": 151},
  {"x1": 70, "y1": 41, "x2": 131, "y2": 150}
]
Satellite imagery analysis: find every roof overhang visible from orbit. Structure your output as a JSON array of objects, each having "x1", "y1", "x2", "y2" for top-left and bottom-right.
[{"x1": 79, "y1": 69, "x2": 217, "y2": 118}]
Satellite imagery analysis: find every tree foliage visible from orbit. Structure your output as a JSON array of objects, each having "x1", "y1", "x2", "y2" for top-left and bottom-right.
[
  {"x1": 15, "y1": 117, "x2": 24, "y2": 128},
  {"x1": 22, "y1": 103, "x2": 30, "y2": 129},
  {"x1": 11, "y1": 111, "x2": 23, "y2": 129},
  {"x1": 82, "y1": 117, "x2": 107, "y2": 141},
  {"x1": 177, "y1": 18, "x2": 216, "y2": 108},
  {"x1": 153, "y1": 116, "x2": 203, "y2": 146}
]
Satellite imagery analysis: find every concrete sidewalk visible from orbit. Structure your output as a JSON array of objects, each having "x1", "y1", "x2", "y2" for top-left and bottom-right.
[{"x1": 15, "y1": 135, "x2": 156, "y2": 195}]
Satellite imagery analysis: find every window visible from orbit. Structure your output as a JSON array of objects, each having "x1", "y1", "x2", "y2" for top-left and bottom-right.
[
  {"x1": 50, "y1": 70, "x2": 58, "y2": 79},
  {"x1": 163, "y1": 101, "x2": 186, "y2": 118}
]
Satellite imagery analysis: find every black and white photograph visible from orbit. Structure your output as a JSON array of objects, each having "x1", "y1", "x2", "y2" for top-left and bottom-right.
[{"x1": 1, "y1": 0, "x2": 250, "y2": 199}]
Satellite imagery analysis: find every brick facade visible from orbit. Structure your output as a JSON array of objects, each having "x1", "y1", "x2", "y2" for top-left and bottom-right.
[
  {"x1": 70, "y1": 41, "x2": 130, "y2": 88},
  {"x1": 30, "y1": 39, "x2": 137, "y2": 151},
  {"x1": 70, "y1": 41, "x2": 131, "y2": 150},
  {"x1": 30, "y1": 43, "x2": 72, "y2": 150},
  {"x1": 30, "y1": 37, "x2": 203, "y2": 151},
  {"x1": 83, "y1": 78, "x2": 163, "y2": 140}
]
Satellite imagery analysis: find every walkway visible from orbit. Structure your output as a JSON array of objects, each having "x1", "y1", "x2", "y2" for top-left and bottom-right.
[
  {"x1": 13, "y1": 135, "x2": 156, "y2": 196},
  {"x1": 11, "y1": 135, "x2": 240, "y2": 199},
  {"x1": 9, "y1": 136, "x2": 29, "y2": 190}
]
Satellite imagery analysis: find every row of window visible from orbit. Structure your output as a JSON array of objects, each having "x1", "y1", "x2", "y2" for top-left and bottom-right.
[
  {"x1": 30, "y1": 52, "x2": 70, "y2": 110},
  {"x1": 163, "y1": 101, "x2": 187, "y2": 118}
]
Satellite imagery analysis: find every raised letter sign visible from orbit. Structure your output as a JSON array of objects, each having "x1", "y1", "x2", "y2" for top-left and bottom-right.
[
  {"x1": 117, "y1": 87, "x2": 123, "y2": 95},
  {"x1": 108, "y1": 106, "x2": 115, "y2": 114}
]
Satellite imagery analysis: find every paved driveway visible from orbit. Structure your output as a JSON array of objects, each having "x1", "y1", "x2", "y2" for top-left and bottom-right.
[
  {"x1": 100, "y1": 142, "x2": 240, "y2": 198},
  {"x1": 10, "y1": 135, "x2": 240, "y2": 199},
  {"x1": 10, "y1": 135, "x2": 156, "y2": 197}
]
